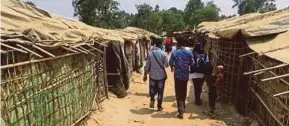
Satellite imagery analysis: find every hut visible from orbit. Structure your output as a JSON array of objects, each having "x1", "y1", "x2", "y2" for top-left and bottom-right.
[
  {"x1": 0, "y1": 0, "x2": 127, "y2": 125},
  {"x1": 197, "y1": 8, "x2": 289, "y2": 126},
  {"x1": 121, "y1": 27, "x2": 160, "y2": 71}
]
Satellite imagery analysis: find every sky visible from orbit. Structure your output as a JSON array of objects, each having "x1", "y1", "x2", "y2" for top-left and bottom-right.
[{"x1": 28, "y1": 0, "x2": 289, "y2": 18}]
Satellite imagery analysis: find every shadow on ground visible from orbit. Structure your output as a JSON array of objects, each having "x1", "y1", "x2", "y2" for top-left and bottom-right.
[
  {"x1": 130, "y1": 108, "x2": 156, "y2": 115},
  {"x1": 163, "y1": 96, "x2": 175, "y2": 102}
]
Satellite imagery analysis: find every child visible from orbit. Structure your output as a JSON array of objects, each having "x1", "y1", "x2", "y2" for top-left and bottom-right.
[
  {"x1": 215, "y1": 65, "x2": 224, "y2": 101},
  {"x1": 204, "y1": 64, "x2": 224, "y2": 116}
]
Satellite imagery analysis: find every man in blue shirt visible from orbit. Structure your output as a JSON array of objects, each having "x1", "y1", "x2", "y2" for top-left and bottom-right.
[
  {"x1": 169, "y1": 35, "x2": 194, "y2": 119},
  {"x1": 144, "y1": 37, "x2": 169, "y2": 111}
]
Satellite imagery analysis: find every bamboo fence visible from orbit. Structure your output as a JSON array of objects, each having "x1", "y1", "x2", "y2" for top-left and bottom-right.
[
  {"x1": 203, "y1": 33, "x2": 289, "y2": 126},
  {"x1": 245, "y1": 53, "x2": 289, "y2": 126},
  {"x1": 1, "y1": 43, "x2": 107, "y2": 126}
]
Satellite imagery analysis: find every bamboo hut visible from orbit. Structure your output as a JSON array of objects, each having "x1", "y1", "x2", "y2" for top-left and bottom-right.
[
  {"x1": 197, "y1": 8, "x2": 289, "y2": 126},
  {"x1": 0, "y1": 0, "x2": 116, "y2": 125},
  {"x1": 121, "y1": 27, "x2": 160, "y2": 71}
]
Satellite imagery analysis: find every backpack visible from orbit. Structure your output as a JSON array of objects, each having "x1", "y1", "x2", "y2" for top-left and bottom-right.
[{"x1": 193, "y1": 52, "x2": 207, "y2": 73}]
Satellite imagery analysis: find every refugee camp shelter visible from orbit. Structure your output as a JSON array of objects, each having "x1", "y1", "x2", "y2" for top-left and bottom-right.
[
  {"x1": 0, "y1": 0, "x2": 124, "y2": 125},
  {"x1": 121, "y1": 27, "x2": 160, "y2": 70},
  {"x1": 197, "y1": 8, "x2": 289, "y2": 126}
]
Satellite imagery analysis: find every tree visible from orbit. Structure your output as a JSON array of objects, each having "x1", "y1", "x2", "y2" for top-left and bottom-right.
[
  {"x1": 184, "y1": 0, "x2": 204, "y2": 24},
  {"x1": 73, "y1": 0, "x2": 125, "y2": 28},
  {"x1": 232, "y1": 0, "x2": 277, "y2": 15},
  {"x1": 184, "y1": 1, "x2": 220, "y2": 29},
  {"x1": 154, "y1": 4, "x2": 160, "y2": 12},
  {"x1": 160, "y1": 10, "x2": 185, "y2": 36}
]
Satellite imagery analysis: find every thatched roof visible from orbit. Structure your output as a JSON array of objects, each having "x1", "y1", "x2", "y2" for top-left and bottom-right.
[{"x1": 197, "y1": 8, "x2": 289, "y2": 64}]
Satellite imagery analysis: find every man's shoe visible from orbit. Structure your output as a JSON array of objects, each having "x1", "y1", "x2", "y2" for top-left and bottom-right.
[
  {"x1": 177, "y1": 114, "x2": 184, "y2": 119},
  {"x1": 150, "y1": 101, "x2": 155, "y2": 108}
]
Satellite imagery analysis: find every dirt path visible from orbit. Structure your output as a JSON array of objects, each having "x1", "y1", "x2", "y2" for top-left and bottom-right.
[{"x1": 83, "y1": 68, "x2": 250, "y2": 126}]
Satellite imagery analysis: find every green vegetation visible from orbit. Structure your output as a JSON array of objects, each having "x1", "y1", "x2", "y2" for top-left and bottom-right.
[
  {"x1": 232, "y1": 0, "x2": 277, "y2": 15},
  {"x1": 71, "y1": 0, "x2": 277, "y2": 35}
]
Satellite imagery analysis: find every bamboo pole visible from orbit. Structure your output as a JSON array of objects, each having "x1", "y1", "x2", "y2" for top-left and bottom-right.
[
  {"x1": 250, "y1": 88, "x2": 285, "y2": 126},
  {"x1": 254, "y1": 71, "x2": 264, "y2": 76},
  {"x1": 32, "y1": 45, "x2": 56, "y2": 57},
  {"x1": 87, "y1": 44, "x2": 104, "y2": 53},
  {"x1": 0, "y1": 43, "x2": 28, "y2": 54},
  {"x1": 249, "y1": 56, "x2": 289, "y2": 86},
  {"x1": 61, "y1": 46, "x2": 78, "y2": 53},
  {"x1": 78, "y1": 46, "x2": 96, "y2": 56},
  {"x1": 16, "y1": 44, "x2": 43, "y2": 58},
  {"x1": 239, "y1": 52, "x2": 256, "y2": 58},
  {"x1": 244, "y1": 63, "x2": 288, "y2": 75},
  {"x1": 261, "y1": 73, "x2": 289, "y2": 82},
  {"x1": 259, "y1": 45, "x2": 289, "y2": 56},
  {"x1": 273, "y1": 91, "x2": 289, "y2": 97},
  {"x1": 71, "y1": 47, "x2": 88, "y2": 54},
  {"x1": 239, "y1": 45, "x2": 289, "y2": 58},
  {"x1": 1, "y1": 48, "x2": 98, "y2": 69},
  {"x1": 103, "y1": 47, "x2": 109, "y2": 99}
]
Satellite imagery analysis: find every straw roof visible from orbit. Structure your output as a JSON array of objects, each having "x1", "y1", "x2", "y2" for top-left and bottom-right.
[{"x1": 197, "y1": 8, "x2": 289, "y2": 64}]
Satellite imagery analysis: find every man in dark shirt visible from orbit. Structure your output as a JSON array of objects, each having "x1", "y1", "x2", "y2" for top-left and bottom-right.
[{"x1": 169, "y1": 35, "x2": 194, "y2": 119}]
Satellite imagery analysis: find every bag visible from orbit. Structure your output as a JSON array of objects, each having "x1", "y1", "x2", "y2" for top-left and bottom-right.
[
  {"x1": 152, "y1": 52, "x2": 167, "y2": 80},
  {"x1": 193, "y1": 52, "x2": 207, "y2": 73}
]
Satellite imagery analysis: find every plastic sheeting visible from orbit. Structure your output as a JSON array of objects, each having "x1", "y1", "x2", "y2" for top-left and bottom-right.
[
  {"x1": 197, "y1": 8, "x2": 289, "y2": 64},
  {"x1": 1, "y1": 0, "x2": 159, "y2": 48},
  {"x1": 246, "y1": 31, "x2": 289, "y2": 64},
  {"x1": 198, "y1": 8, "x2": 289, "y2": 39}
]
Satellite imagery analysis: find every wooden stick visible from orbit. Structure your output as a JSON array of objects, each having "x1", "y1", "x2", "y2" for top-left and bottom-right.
[
  {"x1": 0, "y1": 43, "x2": 28, "y2": 53},
  {"x1": 253, "y1": 71, "x2": 264, "y2": 76},
  {"x1": 0, "y1": 50, "x2": 8, "y2": 53},
  {"x1": 273, "y1": 91, "x2": 289, "y2": 97},
  {"x1": 259, "y1": 45, "x2": 289, "y2": 56},
  {"x1": 244, "y1": 63, "x2": 288, "y2": 75},
  {"x1": 261, "y1": 73, "x2": 289, "y2": 82},
  {"x1": 250, "y1": 88, "x2": 285, "y2": 126},
  {"x1": 78, "y1": 46, "x2": 96, "y2": 56},
  {"x1": 61, "y1": 46, "x2": 78, "y2": 53},
  {"x1": 16, "y1": 44, "x2": 43, "y2": 58},
  {"x1": 1, "y1": 48, "x2": 97, "y2": 69},
  {"x1": 71, "y1": 110, "x2": 92, "y2": 126},
  {"x1": 32, "y1": 45, "x2": 56, "y2": 57},
  {"x1": 239, "y1": 52, "x2": 256, "y2": 58},
  {"x1": 240, "y1": 45, "x2": 289, "y2": 58},
  {"x1": 250, "y1": 57, "x2": 289, "y2": 86},
  {"x1": 71, "y1": 47, "x2": 88, "y2": 54},
  {"x1": 86, "y1": 44, "x2": 104, "y2": 53}
]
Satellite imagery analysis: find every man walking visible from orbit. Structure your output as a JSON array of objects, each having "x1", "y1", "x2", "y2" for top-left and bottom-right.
[
  {"x1": 190, "y1": 43, "x2": 209, "y2": 105},
  {"x1": 143, "y1": 37, "x2": 169, "y2": 111},
  {"x1": 169, "y1": 35, "x2": 194, "y2": 119}
]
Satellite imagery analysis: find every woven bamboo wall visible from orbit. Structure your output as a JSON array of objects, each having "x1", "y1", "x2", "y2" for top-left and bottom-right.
[
  {"x1": 206, "y1": 37, "x2": 247, "y2": 103},
  {"x1": 1, "y1": 45, "x2": 107, "y2": 126},
  {"x1": 246, "y1": 54, "x2": 289, "y2": 126}
]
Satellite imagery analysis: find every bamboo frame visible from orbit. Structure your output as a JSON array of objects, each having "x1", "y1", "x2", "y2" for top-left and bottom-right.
[
  {"x1": 16, "y1": 44, "x2": 43, "y2": 58},
  {"x1": 0, "y1": 43, "x2": 28, "y2": 54},
  {"x1": 1, "y1": 43, "x2": 107, "y2": 125},
  {"x1": 250, "y1": 88, "x2": 285, "y2": 126},
  {"x1": 244, "y1": 63, "x2": 288, "y2": 75},
  {"x1": 261, "y1": 73, "x2": 289, "y2": 82},
  {"x1": 273, "y1": 91, "x2": 289, "y2": 97},
  {"x1": 32, "y1": 45, "x2": 56, "y2": 57}
]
